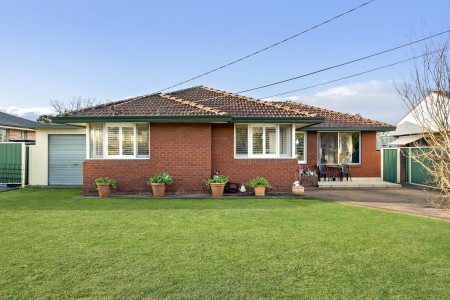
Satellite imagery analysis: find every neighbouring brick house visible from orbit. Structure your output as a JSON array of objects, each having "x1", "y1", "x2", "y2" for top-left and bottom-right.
[
  {"x1": 53, "y1": 86, "x2": 394, "y2": 194},
  {"x1": 0, "y1": 111, "x2": 38, "y2": 144}
]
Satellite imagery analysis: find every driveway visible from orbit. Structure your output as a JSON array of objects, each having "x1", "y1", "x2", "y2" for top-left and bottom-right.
[{"x1": 306, "y1": 186, "x2": 450, "y2": 221}]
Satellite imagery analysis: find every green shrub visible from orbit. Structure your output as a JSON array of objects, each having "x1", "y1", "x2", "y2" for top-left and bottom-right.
[
  {"x1": 203, "y1": 175, "x2": 229, "y2": 190},
  {"x1": 94, "y1": 177, "x2": 117, "y2": 189},
  {"x1": 246, "y1": 177, "x2": 271, "y2": 188},
  {"x1": 147, "y1": 172, "x2": 173, "y2": 185}
]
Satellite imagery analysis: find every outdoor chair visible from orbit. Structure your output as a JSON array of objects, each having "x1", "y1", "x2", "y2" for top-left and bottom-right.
[
  {"x1": 317, "y1": 163, "x2": 327, "y2": 182},
  {"x1": 340, "y1": 163, "x2": 352, "y2": 181}
]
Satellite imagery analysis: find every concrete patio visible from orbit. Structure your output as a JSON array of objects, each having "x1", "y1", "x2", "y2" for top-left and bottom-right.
[{"x1": 318, "y1": 177, "x2": 401, "y2": 188}]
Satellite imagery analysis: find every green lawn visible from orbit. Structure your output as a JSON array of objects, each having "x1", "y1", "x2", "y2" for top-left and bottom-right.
[{"x1": 0, "y1": 188, "x2": 449, "y2": 299}]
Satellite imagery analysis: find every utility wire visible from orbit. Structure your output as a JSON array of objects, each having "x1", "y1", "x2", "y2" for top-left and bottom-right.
[
  {"x1": 261, "y1": 50, "x2": 440, "y2": 99},
  {"x1": 237, "y1": 29, "x2": 450, "y2": 94},
  {"x1": 156, "y1": 0, "x2": 376, "y2": 93}
]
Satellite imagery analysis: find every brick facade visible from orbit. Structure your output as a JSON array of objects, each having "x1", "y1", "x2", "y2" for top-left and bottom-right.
[
  {"x1": 83, "y1": 123, "x2": 212, "y2": 195},
  {"x1": 211, "y1": 124, "x2": 298, "y2": 192},
  {"x1": 302, "y1": 131, "x2": 381, "y2": 177},
  {"x1": 83, "y1": 124, "x2": 381, "y2": 194},
  {"x1": 5, "y1": 129, "x2": 35, "y2": 141}
]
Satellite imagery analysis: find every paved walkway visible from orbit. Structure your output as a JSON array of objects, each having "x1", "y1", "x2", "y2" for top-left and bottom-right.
[{"x1": 306, "y1": 186, "x2": 450, "y2": 220}]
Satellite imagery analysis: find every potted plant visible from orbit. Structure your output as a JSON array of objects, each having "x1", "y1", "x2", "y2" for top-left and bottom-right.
[
  {"x1": 147, "y1": 172, "x2": 173, "y2": 197},
  {"x1": 292, "y1": 180, "x2": 305, "y2": 196},
  {"x1": 246, "y1": 177, "x2": 272, "y2": 196},
  {"x1": 203, "y1": 174, "x2": 229, "y2": 197},
  {"x1": 94, "y1": 177, "x2": 117, "y2": 197}
]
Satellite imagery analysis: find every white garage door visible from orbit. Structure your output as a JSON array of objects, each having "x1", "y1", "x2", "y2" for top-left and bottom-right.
[{"x1": 48, "y1": 134, "x2": 86, "y2": 185}]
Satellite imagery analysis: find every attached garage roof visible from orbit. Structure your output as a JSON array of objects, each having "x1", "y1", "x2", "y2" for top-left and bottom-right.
[{"x1": 388, "y1": 135, "x2": 423, "y2": 145}]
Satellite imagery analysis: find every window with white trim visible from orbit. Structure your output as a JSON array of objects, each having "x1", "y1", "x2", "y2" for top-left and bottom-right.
[
  {"x1": 318, "y1": 132, "x2": 360, "y2": 164},
  {"x1": 0, "y1": 129, "x2": 7, "y2": 142},
  {"x1": 89, "y1": 123, "x2": 149, "y2": 159},
  {"x1": 295, "y1": 132, "x2": 306, "y2": 163},
  {"x1": 235, "y1": 124, "x2": 296, "y2": 158}
]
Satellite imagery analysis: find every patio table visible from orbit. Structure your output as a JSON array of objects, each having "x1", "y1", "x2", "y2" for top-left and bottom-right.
[{"x1": 326, "y1": 165, "x2": 342, "y2": 181}]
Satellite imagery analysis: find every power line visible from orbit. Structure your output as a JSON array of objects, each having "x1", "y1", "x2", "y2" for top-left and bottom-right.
[
  {"x1": 237, "y1": 29, "x2": 450, "y2": 94},
  {"x1": 156, "y1": 0, "x2": 376, "y2": 93},
  {"x1": 261, "y1": 50, "x2": 440, "y2": 99}
]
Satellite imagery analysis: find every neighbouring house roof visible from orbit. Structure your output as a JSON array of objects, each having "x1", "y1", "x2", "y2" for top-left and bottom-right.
[
  {"x1": 388, "y1": 135, "x2": 423, "y2": 146},
  {"x1": 0, "y1": 111, "x2": 39, "y2": 130},
  {"x1": 52, "y1": 86, "x2": 393, "y2": 130},
  {"x1": 387, "y1": 121, "x2": 423, "y2": 136},
  {"x1": 274, "y1": 101, "x2": 394, "y2": 130}
]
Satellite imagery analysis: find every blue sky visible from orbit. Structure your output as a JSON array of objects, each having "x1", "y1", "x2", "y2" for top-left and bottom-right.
[{"x1": 0, "y1": 0, "x2": 448, "y2": 124}]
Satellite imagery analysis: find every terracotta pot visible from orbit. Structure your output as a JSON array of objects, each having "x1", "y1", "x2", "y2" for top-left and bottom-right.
[
  {"x1": 151, "y1": 183, "x2": 166, "y2": 197},
  {"x1": 292, "y1": 186, "x2": 305, "y2": 196},
  {"x1": 254, "y1": 185, "x2": 266, "y2": 196},
  {"x1": 97, "y1": 184, "x2": 112, "y2": 197},
  {"x1": 210, "y1": 183, "x2": 225, "y2": 197}
]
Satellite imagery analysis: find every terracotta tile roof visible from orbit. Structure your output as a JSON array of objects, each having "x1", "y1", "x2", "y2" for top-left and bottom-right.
[
  {"x1": 69, "y1": 93, "x2": 221, "y2": 117},
  {"x1": 62, "y1": 86, "x2": 392, "y2": 129},
  {"x1": 168, "y1": 86, "x2": 315, "y2": 118},
  {"x1": 276, "y1": 101, "x2": 393, "y2": 128}
]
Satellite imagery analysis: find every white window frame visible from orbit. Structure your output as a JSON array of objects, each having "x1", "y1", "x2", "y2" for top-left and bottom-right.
[
  {"x1": 87, "y1": 123, "x2": 150, "y2": 159},
  {"x1": 295, "y1": 131, "x2": 307, "y2": 164},
  {"x1": 317, "y1": 131, "x2": 361, "y2": 165},
  {"x1": 234, "y1": 124, "x2": 297, "y2": 159}
]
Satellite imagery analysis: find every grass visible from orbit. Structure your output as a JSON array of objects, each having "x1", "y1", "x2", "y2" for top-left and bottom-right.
[{"x1": 0, "y1": 188, "x2": 449, "y2": 299}]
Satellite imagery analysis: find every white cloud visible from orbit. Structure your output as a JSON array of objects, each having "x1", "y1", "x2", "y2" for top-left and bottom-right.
[
  {"x1": 272, "y1": 80, "x2": 407, "y2": 125},
  {"x1": 0, "y1": 106, "x2": 55, "y2": 121}
]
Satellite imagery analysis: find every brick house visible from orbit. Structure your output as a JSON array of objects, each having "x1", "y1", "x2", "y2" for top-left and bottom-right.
[
  {"x1": 53, "y1": 86, "x2": 394, "y2": 194},
  {"x1": 0, "y1": 111, "x2": 37, "y2": 144}
]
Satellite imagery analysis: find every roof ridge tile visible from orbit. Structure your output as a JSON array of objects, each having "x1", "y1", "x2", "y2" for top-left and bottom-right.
[
  {"x1": 200, "y1": 86, "x2": 316, "y2": 117},
  {"x1": 160, "y1": 93, "x2": 227, "y2": 116}
]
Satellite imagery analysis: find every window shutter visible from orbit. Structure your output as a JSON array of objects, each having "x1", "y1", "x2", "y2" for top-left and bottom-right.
[
  {"x1": 235, "y1": 125, "x2": 248, "y2": 156},
  {"x1": 90, "y1": 124, "x2": 103, "y2": 158},
  {"x1": 121, "y1": 127, "x2": 134, "y2": 155},
  {"x1": 137, "y1": 124, "x2": 149, "y2": 157},
  {"x1": 252, "y1": 127, "x2": 263, "y2": 155},
  {"x1": 265, "y1": 127, "x2": 277, "y2": 154},
  {"x1": 279, "y1": 125, "x2": 292, "y2": 157},
  {"x1": 107, "y1": 127, "x2": 120, "y2": 155}
]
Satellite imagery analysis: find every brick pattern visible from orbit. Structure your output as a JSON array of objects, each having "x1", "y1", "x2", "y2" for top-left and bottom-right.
[
  {"x1": 211, "y1": 124, "x2": 298, "y2": 192},
  {"x1": 302, "y1": 131, "x2": 381, "y2": 177},
  {"x1": 8, "y1": 130, "x2": 22, "y2": 140},
  {"x1": 83, "y1": 125, "x2": 381, "y2": 194},
  {"x1": 83, "y1": 123, "x2": 212, "y2": 195}
]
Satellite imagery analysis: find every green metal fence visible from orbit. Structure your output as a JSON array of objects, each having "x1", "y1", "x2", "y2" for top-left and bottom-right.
[
  {"x1": 0, "y1": 143, "x2": 26, "y2": 185},
  {"x1": 382, "y1": 147, "x2": 435, "y2": 187},
  {"x1": 404, "y1": 147, "x2": 434, "y2": 186},
  {"x1": 382, "y1": 148, "x2": 398, "y2": 183}
]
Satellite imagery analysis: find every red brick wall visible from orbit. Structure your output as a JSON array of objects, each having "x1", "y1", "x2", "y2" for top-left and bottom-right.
[
  {"x1": 83, "y1": 123, "x2": 212, "y2": 195},
  {"x1": 211, "y1": 124, "x2": 298, "y2": 192},
  {"x1": 83, "y1": 124, "x2": 382, "y2": 194},
  {"x1": 7, "y1": 129, "x2": 35, "y2": 141},
  {"x1": 304, "y1": 131, "x2": 381, "y2": 177}
]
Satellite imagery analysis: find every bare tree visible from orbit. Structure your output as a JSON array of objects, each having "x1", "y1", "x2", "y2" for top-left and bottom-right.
[
  {"x1": 397, "y1": 36, "x2": 450, "y2": 209},
  {"x1": 50, "y1": 97, "x2": 100, "y2": 115}
]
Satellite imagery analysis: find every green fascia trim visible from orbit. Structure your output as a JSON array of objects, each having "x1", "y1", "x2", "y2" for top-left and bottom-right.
[
  {"x1": 230, "y1": 117, "x2": 325, "y2": 124},
  {"x1": 26, "y1": 124, "x2": 86, "y2": 129},
  {"x1": 303, "y1": 126, "x2": 396, "y2": 131},
  {"x1": 51, "y1": 115, "x2": 231, "y2": 123},
  {"x1": 51, "y1": 115, "x2": 325, "y2": 124}
]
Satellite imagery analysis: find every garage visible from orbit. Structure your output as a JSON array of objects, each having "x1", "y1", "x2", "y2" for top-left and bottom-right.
[{"x1": 48, "y1": 134, "x2": 86, "y2": 185}]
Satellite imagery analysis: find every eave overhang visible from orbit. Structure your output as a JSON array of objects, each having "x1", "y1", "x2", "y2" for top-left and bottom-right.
[
  {"x1": 303, "y1": 126, "x2": 396, "y2": 132},
  {"x1": 51, "y1": 115, "x2": 325, "y2": 125}
]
